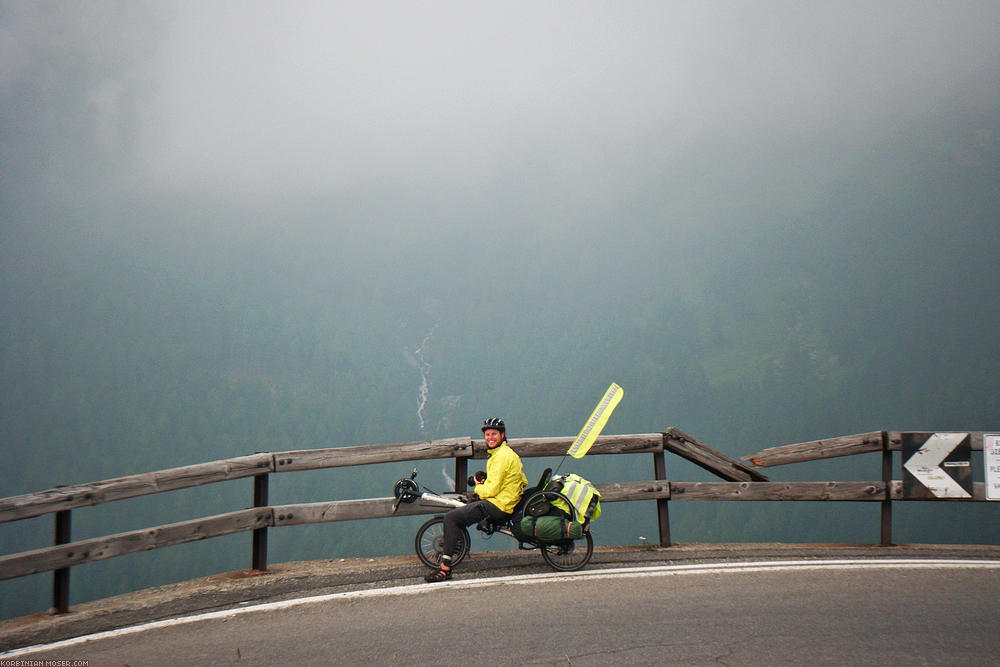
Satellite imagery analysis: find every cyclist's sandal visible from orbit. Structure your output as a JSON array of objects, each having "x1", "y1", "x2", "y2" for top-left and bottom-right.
[{"x1": 423, "y1": 566, "x2": 452, "y2": 582}]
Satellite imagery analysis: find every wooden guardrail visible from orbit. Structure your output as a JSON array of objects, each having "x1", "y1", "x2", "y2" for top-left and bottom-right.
[
  {"x1": 742, "y1": 430, "x2": 988, "y2": 467},
  {"x1": 0, "y1": 454, "x2": 275, "y2": 523},
  {"x1": 0, "y1": 432, "x2": 668, "y2": 612},
  {"x1": 0, "y1": 428, "x2": 993, "y2": 615}
]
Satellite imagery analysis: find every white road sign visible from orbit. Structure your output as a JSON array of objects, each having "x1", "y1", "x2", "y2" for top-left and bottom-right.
[{"x1": 985, "y1": 433, "x2": 1000, "y2": 501}]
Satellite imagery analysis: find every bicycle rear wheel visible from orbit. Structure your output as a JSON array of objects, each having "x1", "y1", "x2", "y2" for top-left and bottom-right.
[
  {"x1": 540, "y1": 532, "x2": 593, "y2": 571},
  {"x1": 415, "y1": 516, "x2": 470, "y2": 569}
]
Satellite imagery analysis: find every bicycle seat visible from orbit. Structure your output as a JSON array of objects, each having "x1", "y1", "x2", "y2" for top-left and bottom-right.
[{"x1": 512, "y1": 468, "x2": 553, "y2": 516}]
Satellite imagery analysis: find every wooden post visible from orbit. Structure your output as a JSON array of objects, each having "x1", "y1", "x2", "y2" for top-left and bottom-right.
[
  {"x1": 880, "y1": 431, "x2": 893, "y2": 546},
  {"x1": 252, "y1": 473, "x2": 269, "y2": 571},
  {"x1": 455, "y1": 456, "x2": 468, "y2": 493},
  {"x1": 52, "y1": 508, "x2": 71, "y2": 614},
  {"x1": 654, "y1": 449, "x2": 671, "y2": 547}
]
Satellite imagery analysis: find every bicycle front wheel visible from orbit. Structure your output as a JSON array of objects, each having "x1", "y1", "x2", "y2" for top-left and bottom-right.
[{"x1": 415, "y1": 516, "x2": 470, "y2": 569}]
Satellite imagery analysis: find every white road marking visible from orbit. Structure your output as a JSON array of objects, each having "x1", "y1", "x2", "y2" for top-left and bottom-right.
[{"x1": 5, "y1": 558, "x2": 1000, "y2": 658}]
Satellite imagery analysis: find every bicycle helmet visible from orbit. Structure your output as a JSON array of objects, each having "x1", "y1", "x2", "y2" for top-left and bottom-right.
[{"x1": 481, "y1": 417, "x2": 506, "y2": 433}]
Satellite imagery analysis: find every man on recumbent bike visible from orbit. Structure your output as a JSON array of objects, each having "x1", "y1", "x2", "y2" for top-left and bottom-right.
[{"x1": 424, "y1": 417, "x2": 527, "y2": 582}]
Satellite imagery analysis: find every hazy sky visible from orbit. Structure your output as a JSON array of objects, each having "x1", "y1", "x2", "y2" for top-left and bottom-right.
[
  {"x1": 4, "y1": 1, "x2": 998, "y2": 227},
  {"x1": 3, "y1": 1, "x2": 999, "y2": 422}
]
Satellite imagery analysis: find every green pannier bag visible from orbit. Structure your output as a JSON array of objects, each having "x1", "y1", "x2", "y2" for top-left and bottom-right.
[{"x1": 519, "y1": 513, "x2": 583, "y2": 541}]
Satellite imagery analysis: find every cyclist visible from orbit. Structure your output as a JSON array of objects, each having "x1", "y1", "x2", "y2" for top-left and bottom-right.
[{"x1": 424, "y1": 417, "x2": 527, "y2": 582}]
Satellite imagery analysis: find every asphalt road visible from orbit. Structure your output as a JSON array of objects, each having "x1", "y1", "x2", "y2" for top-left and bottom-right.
[{"x1": 11, "y1": 558, "x2": 1000, "y2": 666}]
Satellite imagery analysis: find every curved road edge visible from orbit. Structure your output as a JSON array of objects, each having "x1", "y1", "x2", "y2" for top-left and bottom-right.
[{"x1": 2, "y1": 542, "x2": 998, "y2": 652}]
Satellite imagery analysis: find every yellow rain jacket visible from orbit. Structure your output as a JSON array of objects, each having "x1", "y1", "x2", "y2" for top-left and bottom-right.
[{"x1": 475, "y1": 441, "x2": 527, "y2": 514}]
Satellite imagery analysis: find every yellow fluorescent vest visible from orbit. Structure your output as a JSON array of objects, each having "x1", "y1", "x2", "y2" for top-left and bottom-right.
[
  {"x1": 475, "y1": 441, "x2": 527, "y2": 514},
  {"x1": 551, "y1": 474, "x2": 602, "y2": 523}
]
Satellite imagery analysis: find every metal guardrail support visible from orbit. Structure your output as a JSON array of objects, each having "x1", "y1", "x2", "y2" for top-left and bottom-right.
[
  {"x1": 880, "y1": 431, "x2": 893, "y2": 546},
  {"x1": 52, "y1": 508, "x2": 71, "y2": 614},
  {"x1": 654, "y1": 449, "x2": 671, "y2": 547},
  {"x1": 455, "y1": 456, "x2": 468, "y2": 494},
  {"x1": 252, "y1": 473, "x2": 269, "y2": 571}
]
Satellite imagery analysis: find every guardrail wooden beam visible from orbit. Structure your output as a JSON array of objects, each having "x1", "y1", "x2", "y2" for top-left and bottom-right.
[
  {"x1": 273, "y1": 498, "x2": 440, "y2": 526},
  {"x1": 597, "y1": 481, "x2": 671, "y2": 502},
  {"x1": 669, "y1": 481, "x2": 887, "y2": 501},
  {"x1": 495, "y1": 433, "x2": 664, "y2": 459},
  {"x1": 0, "y1": 454, "x2": 275, "y2": 523},
  {"x1": 0, "y1": 508, "x2": 273, "y2": 581},
  {"x1": 664, "y1": 428, "x2": 769, "y2": 481},
  {"x1": 274, "y1": 437, "x2": 472, "y2": 471},
  {"x1": 272, "y1": 480, "x2": 676, "y2": 527},
  {"x1": 744, "y1": 431, "x2": 989, "y2": 468},
  {"x1": 742, "y1": 431, "x2": 884, "y2": 468}
]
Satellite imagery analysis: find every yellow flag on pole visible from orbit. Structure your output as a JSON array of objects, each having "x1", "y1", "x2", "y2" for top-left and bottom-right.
[{"x1": 567, "y1": 383, "x2": 624, "y2": 459}]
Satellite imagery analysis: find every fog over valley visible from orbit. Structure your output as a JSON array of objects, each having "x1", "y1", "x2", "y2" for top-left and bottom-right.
[{"x1": 2, "y1": 1, "x2": 998, "y2": 617}]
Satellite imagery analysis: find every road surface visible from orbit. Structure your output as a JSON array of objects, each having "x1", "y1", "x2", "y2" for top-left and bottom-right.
[{"x1": 8, "y1": 558, "x2": 1000, "y2": 665}]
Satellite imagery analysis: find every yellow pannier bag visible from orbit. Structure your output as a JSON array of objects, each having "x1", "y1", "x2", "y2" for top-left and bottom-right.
[{"x1": 548, "y1": 473, "x2": 601, "y2": 524}]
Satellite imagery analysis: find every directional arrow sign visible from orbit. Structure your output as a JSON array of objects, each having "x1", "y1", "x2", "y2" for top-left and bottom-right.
[{"x1": 902, "y1": 432, "x2": 972, "y2": 499}]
